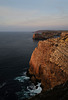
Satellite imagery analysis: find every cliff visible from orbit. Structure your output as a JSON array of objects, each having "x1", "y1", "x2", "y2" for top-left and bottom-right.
[
  {"x1": 33, "y1": 30, "x2": 62, "y2": 40},
  {"x1": 29, "y1": 32, "x2": 68, "y2": 91}
]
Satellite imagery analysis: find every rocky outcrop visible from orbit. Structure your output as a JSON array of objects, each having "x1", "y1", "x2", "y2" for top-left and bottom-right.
[
  {"x1": 33, "y1": 33, "x2": 45, "y2": 40},
  {"x1": 33, "y1": 31, "x2": 61, "y2": 40},
  {"x1": 29, "y1": 32, "x2": 68, "y2": 91}
]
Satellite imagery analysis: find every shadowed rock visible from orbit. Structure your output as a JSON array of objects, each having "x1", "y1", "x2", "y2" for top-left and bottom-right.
[
  {"x1": 27, "y1": 81, "x2": 68, "y2": 100},
  {"x1": 33, "y1": 30, "x2": 63, "y2": 40}
]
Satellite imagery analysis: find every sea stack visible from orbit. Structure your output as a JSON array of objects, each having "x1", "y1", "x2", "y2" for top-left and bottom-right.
[{"x1": 29, "y1": 32, "x2": 68, "y2": 91}]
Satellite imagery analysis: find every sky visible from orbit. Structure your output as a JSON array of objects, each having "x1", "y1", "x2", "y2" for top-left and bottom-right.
[{"x1": 0, "y1": 0, "x2": 68, "y2": 31}]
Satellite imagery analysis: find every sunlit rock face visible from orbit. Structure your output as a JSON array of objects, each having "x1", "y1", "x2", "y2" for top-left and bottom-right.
[
  {"x1": 61, "y1": 32, "x2": 68, "y2": 37},
  {"x1": 29, "y1": 32, "x2": 68, "y2": 91}
]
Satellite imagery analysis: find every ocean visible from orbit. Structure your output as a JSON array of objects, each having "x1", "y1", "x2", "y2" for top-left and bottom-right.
[{"x1": 0, "y1": 32, "x2": 42, "y2": 100}]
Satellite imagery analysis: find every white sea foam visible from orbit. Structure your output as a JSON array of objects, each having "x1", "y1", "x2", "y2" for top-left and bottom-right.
[
  {"x1": 27, "y1": 82, "x2": 42, "y2": 95},
  {"x1": 14, "y1": 75, "x2": 30, "y2": 82},
  {"x1": 15, "y1": 72, "x2": 42, "y2": 99},
  {"x1": 16, "y1": 82, "x2": 42, "y2": 100}
]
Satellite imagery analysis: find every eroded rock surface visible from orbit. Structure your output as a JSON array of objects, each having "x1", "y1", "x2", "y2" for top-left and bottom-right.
[{"x1": 29, "y1": 32, "x2": 68, "y2": 91}]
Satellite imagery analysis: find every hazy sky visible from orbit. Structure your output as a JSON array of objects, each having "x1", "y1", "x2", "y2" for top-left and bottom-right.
[{"x1": 0, "y1": 0, "x2": 68, "y2": 31}]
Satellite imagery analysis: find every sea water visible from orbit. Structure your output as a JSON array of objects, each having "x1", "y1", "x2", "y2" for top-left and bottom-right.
[{"x1": 0, "y1": 32, "x2": 42, "y2": 100}]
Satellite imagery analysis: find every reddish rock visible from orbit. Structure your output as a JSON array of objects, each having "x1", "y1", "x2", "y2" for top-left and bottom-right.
[
  {"x1": 29, "y1": 32, "x2": 68, "y2": 91},
  {"x1": 61, "y1": 32, "x2": 68, "y2": 37}
]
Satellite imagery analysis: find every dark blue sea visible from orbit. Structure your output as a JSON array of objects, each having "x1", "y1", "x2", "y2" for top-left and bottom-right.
[{"x1": 0, "y1": 32, "x2": 42, "y2": 100}]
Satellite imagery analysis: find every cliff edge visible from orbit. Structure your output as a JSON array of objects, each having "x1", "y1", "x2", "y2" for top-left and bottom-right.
[
  {"x1": 29, "y1": 32, "x2": 68, "y2": 91},
  {"x1": 33, "y1": 30, "x2": 61, "y2": 40}
]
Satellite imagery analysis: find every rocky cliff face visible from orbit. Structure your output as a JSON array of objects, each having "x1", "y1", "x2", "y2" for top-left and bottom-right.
[
  {"x1": 29, "y1": 32, "x2": 68, "y2": 91},
  {"x1": 33, "y1": 31, "x2": 61, "y2": 40},
  {"x1": 33, "y1": 33, "x2": 45, "y2": 40}
]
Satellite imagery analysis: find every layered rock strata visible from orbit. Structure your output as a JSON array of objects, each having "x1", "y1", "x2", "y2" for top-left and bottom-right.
[{"x1": 29, "y1": 32, "x2": 68, "y2": 91}]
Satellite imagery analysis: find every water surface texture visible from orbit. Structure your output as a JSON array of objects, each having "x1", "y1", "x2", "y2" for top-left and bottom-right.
[{"x1": 0, "y1": 32, "x2": 42, "y2": 100}]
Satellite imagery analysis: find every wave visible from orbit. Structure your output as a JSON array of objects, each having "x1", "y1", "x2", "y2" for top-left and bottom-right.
[
  {"x1": 27, "y1": 82, "x2": 42, "y2": 95},
  {"x1": 14, "y1": 71, "x2": 42, "y2": 99},
  {"x1": 14, "y1": 75, "x2": 30, "y2": 83}
]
